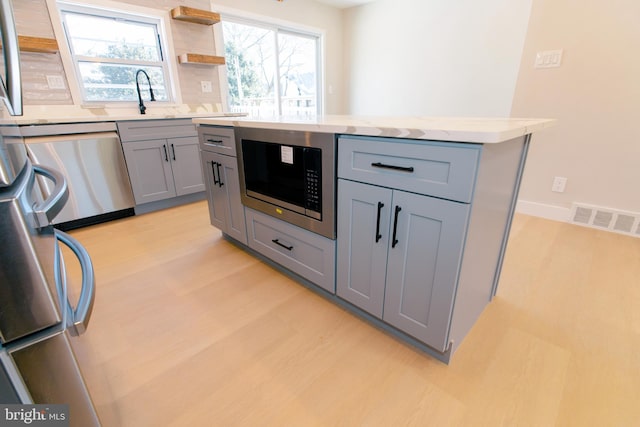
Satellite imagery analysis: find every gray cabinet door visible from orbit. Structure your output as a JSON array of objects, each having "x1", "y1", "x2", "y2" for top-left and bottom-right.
[
  {"x1": 201, "y1": 151, "x2": 226, "y2": 232},
  {"x1": 216, "y1": 153, "x2": 247, "y2": 245},
  {"x1": 201, "y1": 151, "x2": 247, "y2": 245},
  {"x1": 168, "y1": 136, "x2": 205, "y2": 196},
  {"x1": 336, "y1": 179, "x2": 392, "y2": 318},
  {"x1": 382, "y1": 190, "x2": 469, "y2": 352},
  {"x1": 122, "y1": 139, "x2": 176, "y2": 204}
]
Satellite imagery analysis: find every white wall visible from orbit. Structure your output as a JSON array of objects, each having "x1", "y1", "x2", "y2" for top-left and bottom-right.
[
  {"x1": 512, "y1": 0, "x2": 640, "y2": 217},
  {"x1": 343, "y1": 0, "x2": 533, "y2": 116},
  {"x1": 212, "y1": 0, "x2": 345, "y2": 114}
]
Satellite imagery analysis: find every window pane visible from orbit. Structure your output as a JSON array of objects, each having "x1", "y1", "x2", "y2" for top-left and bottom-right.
[
  {"x1": 64, "y1": 12, "x2": 160, "y2": 61},
  {"x1": 78, "y1": 63, "x2": 168, "y2": 102},
  {"x1": 223, "y1": 21, "x2": 277, "y2": 117},
  {"x1": 278, "y1": 33, "x2": 317, "y2": 117},
  {"x1": 59, "y1": 6, "x2": 172, "y2": 104}
]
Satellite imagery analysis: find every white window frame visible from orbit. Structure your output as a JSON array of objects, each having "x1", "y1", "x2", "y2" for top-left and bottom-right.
[
  {"x1": 46, "y1": 0, "x2": 182, "y2": 107},
  {"x1": 213, "y1": 6, "x2": 325, "y2": 115}
]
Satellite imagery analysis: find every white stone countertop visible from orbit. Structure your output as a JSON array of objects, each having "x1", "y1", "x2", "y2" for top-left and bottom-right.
[
  {"x1": 192, "y1": 115, "x2": 555, "y2": 144},
  {"x1": 0, "y1": 104, "x2": 242, "y2": 126}
]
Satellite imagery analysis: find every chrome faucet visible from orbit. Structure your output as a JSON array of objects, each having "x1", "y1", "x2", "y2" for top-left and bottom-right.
[{"x1": 135, "y1": 69, "x2": 155, "y2": 115}]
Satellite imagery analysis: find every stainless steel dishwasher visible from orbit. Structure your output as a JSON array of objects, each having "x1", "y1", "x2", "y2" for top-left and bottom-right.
[{"x1": 23, "y1": 122, "x2": 135, "y2": 229}]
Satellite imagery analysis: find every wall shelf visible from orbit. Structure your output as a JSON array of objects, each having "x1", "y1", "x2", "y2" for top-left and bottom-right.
[
  {"x1": 0, "y1": 36, "x2": 59, "y2": 53},
  {"x1": 170, "y1": 6, "x2": 220, "y2": 25},
  {"x1": 178, "y1": 54, "x2": 225, "y2": 66}
]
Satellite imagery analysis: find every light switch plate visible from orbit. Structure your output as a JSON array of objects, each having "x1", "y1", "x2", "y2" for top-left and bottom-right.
[
  {"x1": 534, "y1": 49, "x2": 563, "y2": 69},
  {"x1": 46, "y1": 75, "x2": 66, "y2": 89}
]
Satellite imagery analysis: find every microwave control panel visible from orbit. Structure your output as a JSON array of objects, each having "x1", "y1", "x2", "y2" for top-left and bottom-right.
[{"x1": 304, "y1": 168, "x2": 321, "y2": 218}]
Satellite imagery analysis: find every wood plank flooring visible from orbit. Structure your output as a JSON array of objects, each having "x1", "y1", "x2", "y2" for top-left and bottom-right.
[{"x1": 61, "y1": 201, "x2": 640, "y2": 426}]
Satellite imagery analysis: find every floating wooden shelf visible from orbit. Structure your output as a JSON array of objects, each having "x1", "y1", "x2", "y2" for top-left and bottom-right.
[
  {"x1": 178, "y1": 53, "x2": 225, "y2": 66},
  {"x1": 170, "y1": 6, "x2": 220, "y2": 25},
  {"x1": 0, "y1": 36, "x2": 59, "y2": 53}
]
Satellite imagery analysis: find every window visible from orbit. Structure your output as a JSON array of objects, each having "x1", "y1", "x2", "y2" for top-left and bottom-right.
[
  {"x1": 57, "y1": 2, "x2": 172, "y2": 103},
  {"x1": 222, "y1": 18, "x2": 321, "y2": 117}
]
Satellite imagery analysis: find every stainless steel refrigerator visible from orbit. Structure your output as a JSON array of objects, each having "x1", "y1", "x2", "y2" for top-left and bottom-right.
[{"x1": 0, "y1": 0, "x2": 101, "y2": 425}]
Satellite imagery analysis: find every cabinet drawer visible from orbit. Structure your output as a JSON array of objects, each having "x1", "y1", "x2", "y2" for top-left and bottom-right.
[
  {"x1": 338, "y1": 136, "x2": 480, "y2": 203},
  {"x1": 245, "y1": 208, "x2": 336, "y2": 293},
  {"x1": 117, "y1": 119, "x2": 197, "y2": 142},
  {"x1": 198, "y1": 125, "x2": 236, "y2": 155}
]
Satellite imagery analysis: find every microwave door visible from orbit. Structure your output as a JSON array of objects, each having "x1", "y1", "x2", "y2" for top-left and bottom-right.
[{"x1": 0, "y1": 0, "x2": 23, "y2": 116}]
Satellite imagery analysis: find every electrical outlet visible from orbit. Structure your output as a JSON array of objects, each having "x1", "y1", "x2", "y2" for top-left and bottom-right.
[
  {"x1": 200, "y1": 81, "x2": 212, "y2": 93},
  {"x1": 552, "y1": 176, "x2": 567, "y2": 193},
  {"x1": 534, "y1": 49, "x2": 563, "y2": 68},
  {"x1": 46, "y1": 75, "x2": 66, "y2": 90}
]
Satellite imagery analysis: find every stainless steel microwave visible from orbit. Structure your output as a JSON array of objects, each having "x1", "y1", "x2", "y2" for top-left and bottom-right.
[{"x1": 235, "y1": 127, "x2": 336, "y2": 239}]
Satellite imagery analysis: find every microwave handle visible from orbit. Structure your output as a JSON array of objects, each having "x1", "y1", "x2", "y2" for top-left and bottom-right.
[{"x1": 0, "y1": 0, "x2": 23, "y2": 116}]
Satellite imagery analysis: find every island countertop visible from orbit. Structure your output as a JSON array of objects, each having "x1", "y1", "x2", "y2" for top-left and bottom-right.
[{"x1": 192, "y1": 115, "x2": 555, "y2": 144}]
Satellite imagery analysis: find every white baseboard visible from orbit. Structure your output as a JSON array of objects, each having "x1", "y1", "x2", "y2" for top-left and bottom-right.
[{"x1": 515, "y1": 200, "x2": 571, "y2": 222}]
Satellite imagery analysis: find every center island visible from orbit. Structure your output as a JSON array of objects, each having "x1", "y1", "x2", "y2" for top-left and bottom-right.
[{"x1": 192, "y1": 115, "x2": 554, "y2": 363}]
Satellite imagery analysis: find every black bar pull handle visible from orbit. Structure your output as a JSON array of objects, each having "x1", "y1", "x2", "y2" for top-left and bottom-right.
[
  {"x1": 171, "y1": 143, "x2": 176, "y2": 160},
  {"x1": 392, "y1": 205, "x2": 402, "y2": 248},
  {"x1": 375, "y1": 201, "x2": 384, "y2": 243},
  {"x1": 272, "y1": 239, "x2": 293, "y2": 251},
  {"x1": 207, "y1": 139, "x2": 224, "y2": 144},
  {"x1": 371, "y1": 162, "x2": 414, "y2": 173},
  {"x1": 163, "y1": 144, "x2": 168, "y2": 162},
  {"x1": 211, "y1": 161, "x2": 219, "y2": 186},
  {"x1": 215, "y1": 162, "x2": 224, "y2": 187}
]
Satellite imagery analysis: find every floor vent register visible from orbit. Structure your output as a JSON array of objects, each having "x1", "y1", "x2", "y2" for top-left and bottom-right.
[{"x1": 570, "y1": 203, "x2": 640, "y2": 238}]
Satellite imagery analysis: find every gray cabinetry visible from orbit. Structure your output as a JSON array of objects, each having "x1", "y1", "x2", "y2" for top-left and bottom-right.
[
  {"x1": 197, "y1": 126, "x2": 236, "y2": 156},
  {"x1": 246, "y1": 208, "x2": 336, "y2": 293},
  {"x1": 118, "y1": 119, "x2": 204, "y2": 205},
  {"x1": 198, "y1": 125, "x2": 247, "y2": 245},
  {"x1": 337, "y1": 133, "x2": 531, "y2": 362},
  {"x1": 122, "y1": 139, "x2": 176, "y2": 204},
  {"x1": 201, "y1": 150, "x2": 247, "y2": 245},
  {"x1": 337, "y1": 136, "x2": 479, "y2": 203},
  {"x1": 171, "y1": 137, "x2": 207, "y2": 195},
  {"x1": 337, "y1": 177, "x2": 469, "y2": 351},
  {"x1": 382, "y1": 189, "x2": 468, "y2": 351},
  {"x1": 336, "y1": 180, "x2": 390, "y2": 316},
  {"x1": 337, "y1": 135, "x2": 479, "y2": 355}
]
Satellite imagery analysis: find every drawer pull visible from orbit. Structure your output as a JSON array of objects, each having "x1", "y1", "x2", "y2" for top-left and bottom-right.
[
  {"x1": 207, "y1": 139, "x2": 224, "y2": 145},
  {"x1": 371, "y1": 162, "x2": 414, "y2": 173},
  {"x1": 272, "y1": 239, "x2": 293, "y2": 251},
  {"x1": 392, "y1": 205, "x2": 402, "y2": 248},
  {"x1": 375, "y1": 201, "x2": 384, "y2": 243}
]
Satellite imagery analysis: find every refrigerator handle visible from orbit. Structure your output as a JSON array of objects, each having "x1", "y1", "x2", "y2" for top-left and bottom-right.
[
  {"x1": 0, "y1": 0, "x2": 23, "y2": 116},
  {"x1": 55, "y1": 230, "x2": 96, "y2": 337},
  {"x1": 32, "y1": 164, "x2": 69, "y2": 228}
]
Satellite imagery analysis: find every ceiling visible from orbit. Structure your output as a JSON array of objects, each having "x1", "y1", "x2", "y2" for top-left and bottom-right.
[{"x1": 314, "y1": 0, "x2": 376, "y2": 9}]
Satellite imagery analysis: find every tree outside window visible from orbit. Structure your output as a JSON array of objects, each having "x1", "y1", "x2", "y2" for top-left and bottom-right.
[
  {"x1": 59, "y1": 5, "x2": 171, "y2": 103},
  {"x1": 222, "y1": 19, "x2": 320, "y2": 117}
]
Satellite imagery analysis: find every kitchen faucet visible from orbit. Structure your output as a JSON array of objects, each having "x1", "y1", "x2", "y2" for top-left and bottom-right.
[{"x1": 135, "y1": 69, "x2": 155, "y2": 115}]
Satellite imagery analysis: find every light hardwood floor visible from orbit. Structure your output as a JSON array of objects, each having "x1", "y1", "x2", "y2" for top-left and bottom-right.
[{"x1": 62, "y1": 201, "x2": 640, "y2": 426}]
